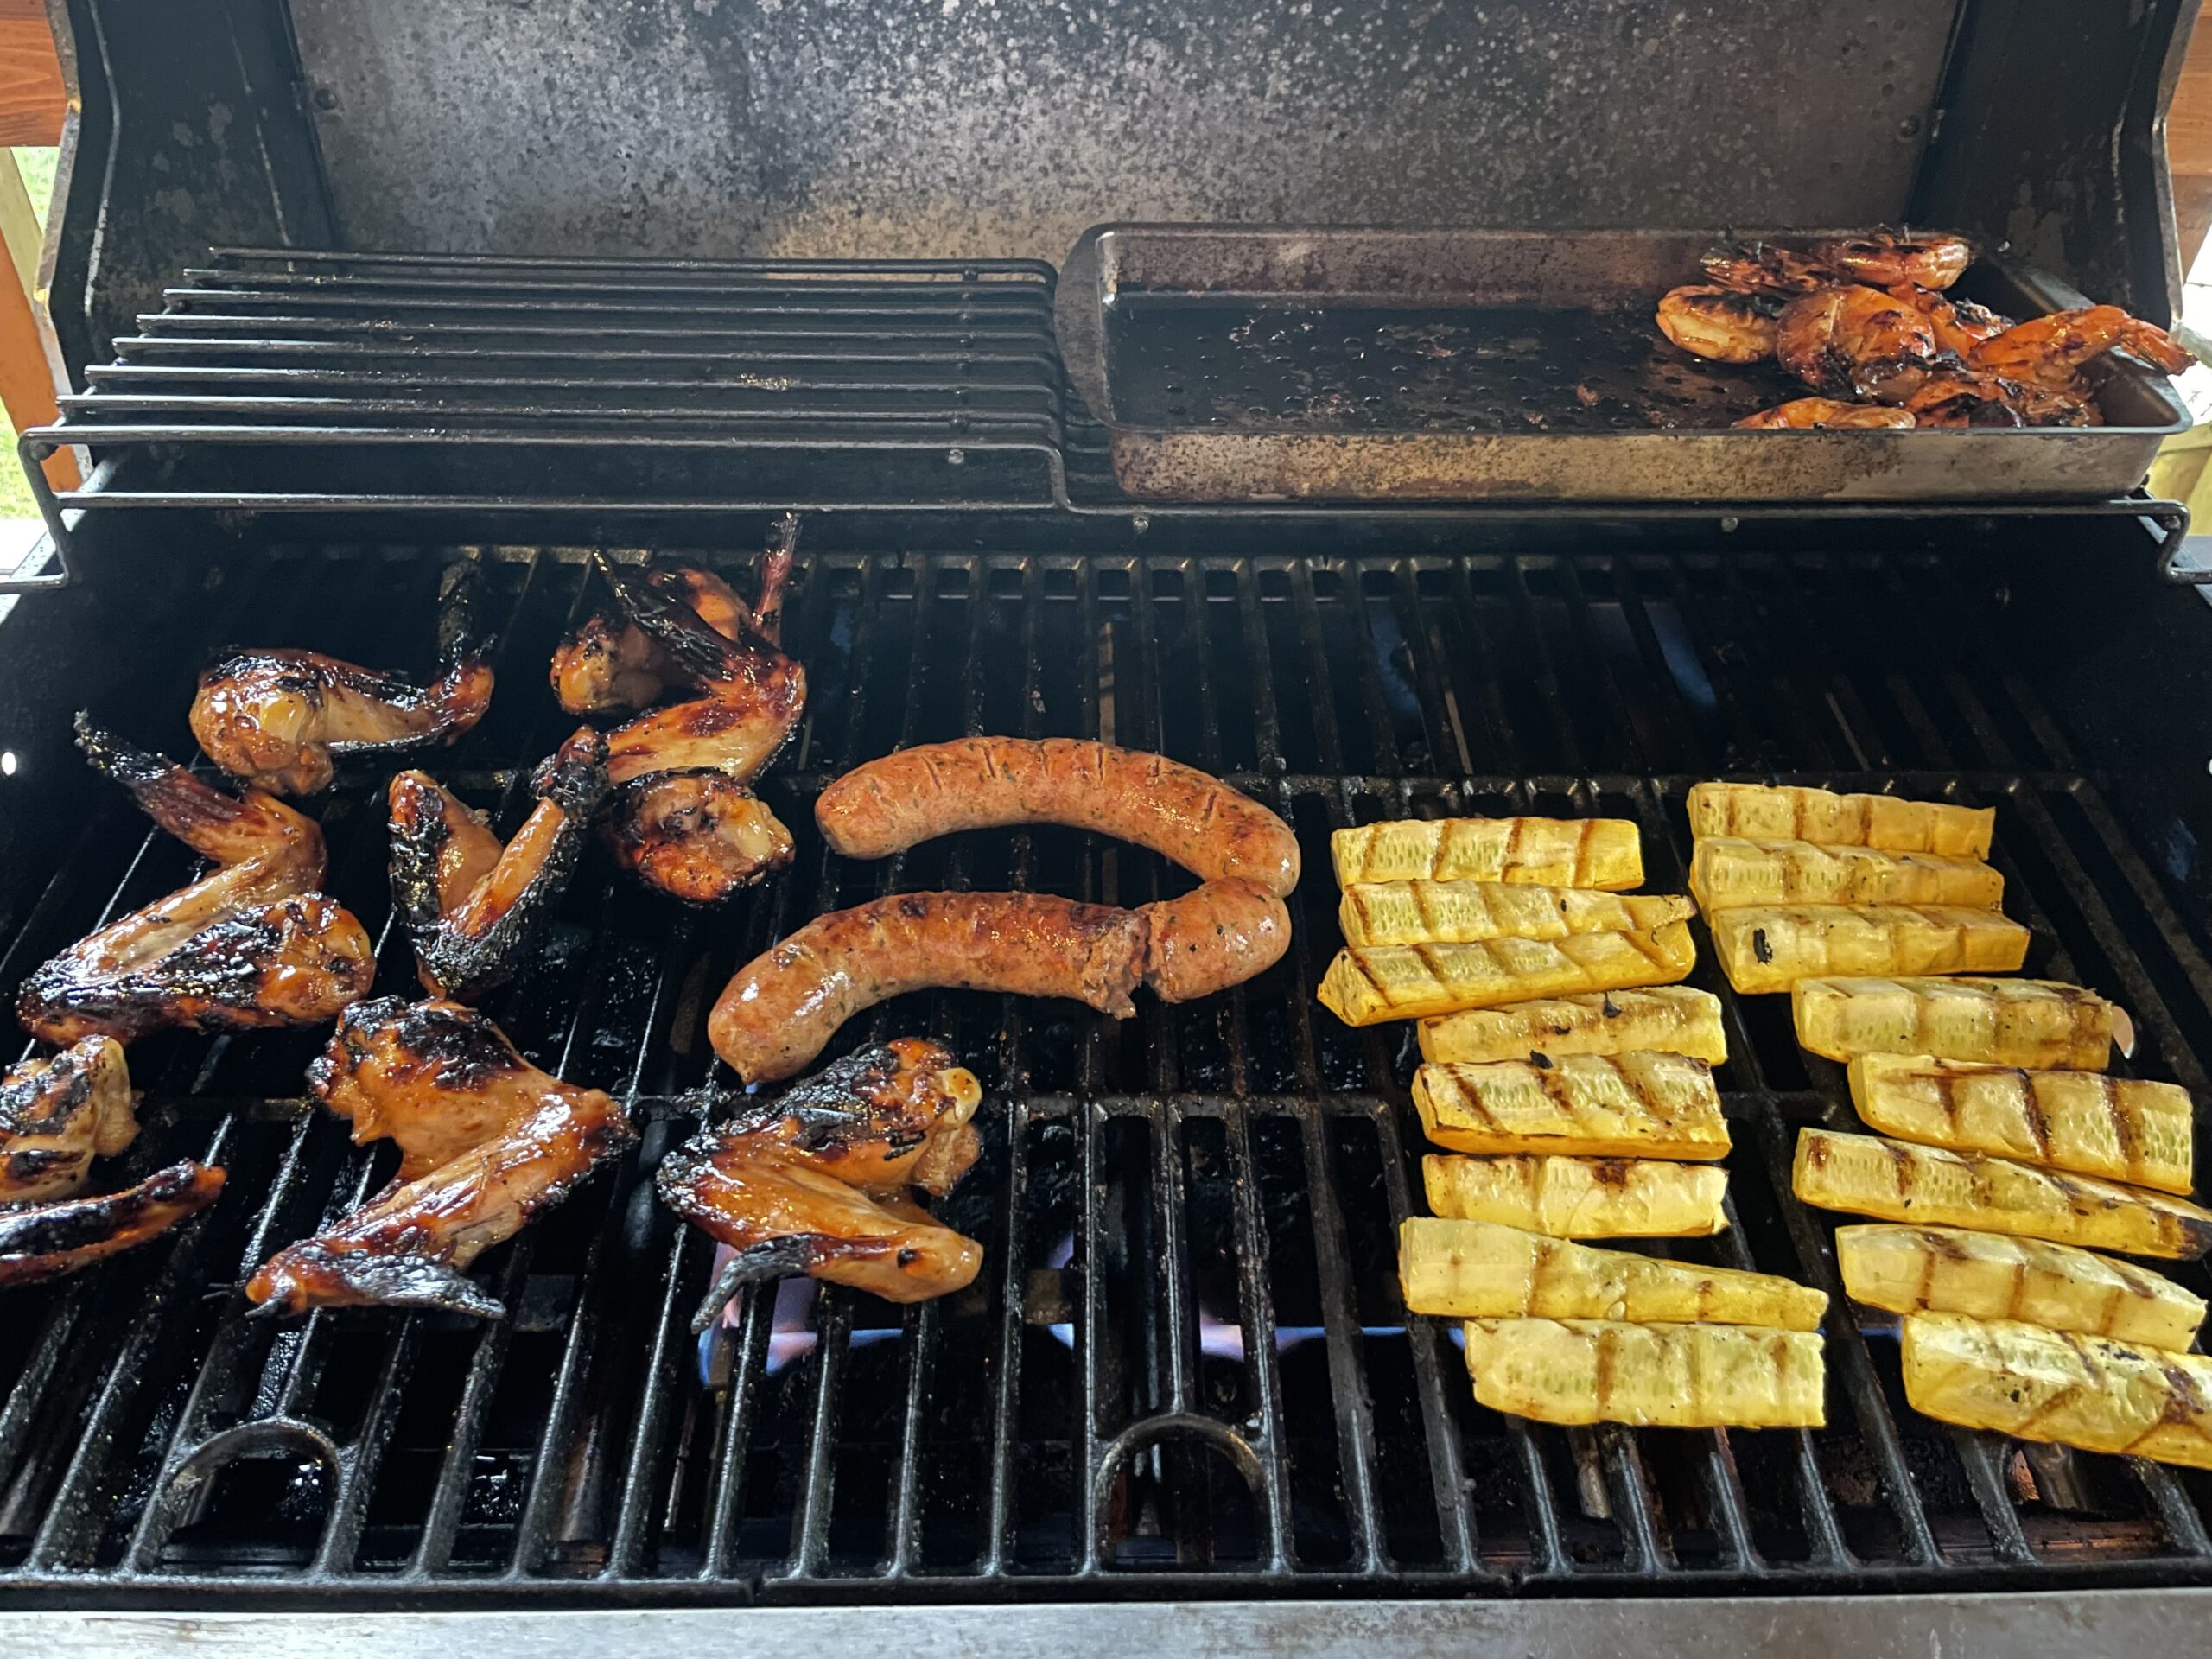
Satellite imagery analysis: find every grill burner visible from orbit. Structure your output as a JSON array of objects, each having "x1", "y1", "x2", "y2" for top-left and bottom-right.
[{"x1": 3, "y1": 542, "x2": 2212, "y2": 1607}]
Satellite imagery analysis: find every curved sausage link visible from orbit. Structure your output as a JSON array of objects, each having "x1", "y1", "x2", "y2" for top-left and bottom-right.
[
  {"x1": 1139, "y1": 877, "x2": 1292, "y2": 1003},
  {"x1": 709, "y1": 880, "x2": 1291, "y2": 1083},
  {"x1": 815, "y1": 739, "x2": 1301, "y2": 898}
]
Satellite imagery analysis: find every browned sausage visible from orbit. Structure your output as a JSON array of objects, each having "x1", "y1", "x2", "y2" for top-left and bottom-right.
[
  {"x1": 814, "y1": 738, "x2": 1301, "y2": 898},
  {"x1": 1140, "y1": 877, "x2": 1292, "y2": 1003},
  {"x1": 709, "y1": 880, "x2": 1291, "y2": 1082}
]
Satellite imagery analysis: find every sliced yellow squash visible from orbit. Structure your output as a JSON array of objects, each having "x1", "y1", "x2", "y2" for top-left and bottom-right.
[
  {"x1": 1463, "y1": 1317, "x2": 1825, "y2": 1428},
  {"x1": 1792, "y1": 976, "x2": 2119, "y2": 1070},
  {"x1": 1686, "y1": 782, "x2": 1993, "y2": 857},
  {"x1": 1847, "y1": 1052, "x2": 2193, "y2": 1195},
  {"x1": 1401, "y1": 1216, "x2": 1825, "y2": 1328},
  {"x1": 1791, "y1": 1128, "x2": 2212, "y2": 1260},
  {"x1": 1413, "y1": 1052, "x2": 1729, "y2": 1160}
]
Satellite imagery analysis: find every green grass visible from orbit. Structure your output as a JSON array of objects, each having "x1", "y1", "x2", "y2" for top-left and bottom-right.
[{"x1": 0, "y1": 149, "x2": 59, "y2": 520}]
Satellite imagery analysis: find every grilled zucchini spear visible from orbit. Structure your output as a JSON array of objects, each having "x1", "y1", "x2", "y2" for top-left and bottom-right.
[
  {"x1": 1835, "y1": 1224, "x2": 2204, "y2": 1351},
  {"x1": 1793, "y1": 976, "x2": 2120, "y2": 1070},
  {"x1": 1317, "y1": 923, "x2": 1696, "y2": 1026},
  {"x1": 1414, "y1": 1052, "x2": 1730, "y2": 1160},
  {"x1": 1426, "y1": 1152, "x2": 1729, "y2": 1238},
  {"x1": 1686, "y1": 783, "x2": 1993, "y2": 858},
  {"x1": 1688, "y1": 837, "x2": 2003, "y2": 912},
  {"x1": 1402, "y1": 1216, "x2": 1826, "y2": 1327},
  {"x1": 1900, "y1": 1312, "x2": 2212, "y2": 1469},
  {"x1": 1462, "y1": 1317, "x2": 1826, "y2": 1429},
  {"x1": 1419, "y1": 986, "x2": 1727, "y2": 1066},
  {"x1": 1331, "y1": 817, "x2": 1643, "y2": 890},
  {"x1": 1338, "y1": 881, "x2": 1692, "y2": 948},
  {"x1": 1708, "y1": 906, "x2": 2027, "y2": 995},
  {"x1": 1847, "y1": 1053, "x2": 2193, "y2": 1195},
  {"x1": 1792, "y1": 1128, "x2": 2212, "y2": 1260}
]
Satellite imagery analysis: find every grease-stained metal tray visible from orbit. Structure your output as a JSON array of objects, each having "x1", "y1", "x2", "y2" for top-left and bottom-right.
[{"x1": 1054, "y1": 226, "x2": 2191, "y2": 504}]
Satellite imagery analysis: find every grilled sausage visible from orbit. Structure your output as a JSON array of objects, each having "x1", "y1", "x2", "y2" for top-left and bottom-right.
[
  {"x1": 1139, "y1": 877, "x2": 1292, "y2": 1003},
  {"x1": 813, "y1": 738, "x2": 1301, "y2": 898},
  {"x1": 709, "y1": 879, "x2": 1291, "y2": 1082}
]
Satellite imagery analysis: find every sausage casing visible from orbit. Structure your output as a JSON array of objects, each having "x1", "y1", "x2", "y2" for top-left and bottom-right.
[
  {"x1": 814, "y1": 738, "x2": 1301, "y2": 898},
  {"x1": 710, "y1": 880, "x2": 1290, "y2": 1082}
]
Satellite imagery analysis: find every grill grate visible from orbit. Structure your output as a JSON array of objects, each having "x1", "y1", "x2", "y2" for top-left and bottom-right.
[
  {"x1": 31, "y1": 249, "x2": 1074, "y2": 516},
  {"x1": 4, "y1": 542, "x2": 2212, "y2": 1606}
]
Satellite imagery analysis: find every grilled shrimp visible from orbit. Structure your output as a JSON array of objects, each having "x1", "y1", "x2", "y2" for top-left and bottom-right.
[
  {"x1": 1734, "y1": 398, "x2": 1916, "y2": 429},
  {"x1": 1814, "y1": 232, "x2": 1972, "y2": 291},
  {"x1": 1886, "y1": 283, "x2": 2013, "y2": 356},
  {"x1": 1776, "y1": 284, "x2": 1940, "y2": 402},
  {"x1": 1901, "y1": 372, "x2": 2028, "y2": 428},
  {"x1": 1655, "y1": 285, "x2": 1778, "y2": 364},
  {"x1": 1700, "y1": 243, "x2": 1839, "y2": 296},
  {"x1": 1970, "y1": 305, "x2": 2196, "y2": 392}
]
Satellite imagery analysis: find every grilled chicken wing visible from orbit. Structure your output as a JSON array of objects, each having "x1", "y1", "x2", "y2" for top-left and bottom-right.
[
  {"x1": 0, "y1": 1161, "x2": 226, "y2": 1287},
  {"x1": 190, "y1": 564, "x2": 495, "y2": 795},
  {"x1": 1776, "y1": 284, "x2": 1941, "y2": 403},
  {"x1": 551, "y1": 567, "x2": 752, "y2": 715},
  {"x1": 17, "y1": 721, "x2": 376, "y2": 1045},
  {"x1": 0, "y1": 1036, "x2": 136, "y2": 1205},
  {"x1": 585, "y1": 525, "x2": 805, "y2": 904},
  {"x1": 249, "y1": 998, "x2": 636, "y2": 1318},
  {"x1": 390, "y1": 728, "x2": 610, "y2": 1001},
  {"x1": 599, "y1": 772, "x2": 794, "y2": 904},
  {"x1": 658, "y1": 1038, "x2": 983, "y2": 1328}
]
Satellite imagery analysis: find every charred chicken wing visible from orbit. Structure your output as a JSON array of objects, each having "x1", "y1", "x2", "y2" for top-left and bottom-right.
[
  {"x1": 586, "y1": 527, "x2": 806, "y2": 904},
  {"x1": 1734, "y1": 398, "x2": 1916, "y2": 429},
  {"x1": 0, "y1": 1036, "x2": 136, "y2": 1205},
  {"x1": 249, "y1": 998, "x2": 636, "y2": 1318},
  {"x1": 17, "y1": 720, "x2": 375, "y2": 1045},
  {"x1": 1700, "y1": 242, "x2": 1840, "y2": 296},
  {"x1": 190, "y1": 564, "x2": 494, "y2": 795},
  {"x1": 658, "y1": 1038, "x2": 984, "y2": 1328},
  {"x1": 0, "y1": 1161, "x2": 226, "y2": 1287},
  {"x1": 389, "y1": 728, "x2": 610, "y2": 1001}
]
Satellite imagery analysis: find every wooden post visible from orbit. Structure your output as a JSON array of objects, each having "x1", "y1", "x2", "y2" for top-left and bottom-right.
[{"x1": 0, "y1": 0, "x2": 71, "y2": 493}]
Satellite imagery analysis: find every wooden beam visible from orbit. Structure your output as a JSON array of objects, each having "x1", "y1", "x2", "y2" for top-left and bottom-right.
[
  {"x1": 0, "y1": 0, "x2": 62, "y2": 148},
  {"x1": 0, "y1": 148, "x2": 73, "y2": 489}
]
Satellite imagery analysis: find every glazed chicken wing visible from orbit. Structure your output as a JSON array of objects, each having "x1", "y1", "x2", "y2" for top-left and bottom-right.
[
  {"x1": 1734, "y1": 397, "x2": 1916, "y2": 429},
  {"x1": 599, "y1": 772, "x2": 794, "y2": 905},
  {"x1": 190, "y1": 564, "x2": 495, "y2": 795},
  {"x1": 389, "y1": 728, "x2": 610, "y2": 1001},
  {"x1": 0, "y1": 1161, "x2": 226, "y2": 1287},
  {"x1": 249, "y1": 998, "x2": 636, "y2": 1318},
  {"x1": 17, "y1": 721, "x2": 376, "y2": 1045},
  {"x1": 0, "y1": 1036, "x2": 136, "y2": 1205},
  {"x1": 585, "y1": 524, "x2": 806, "y2": 904},
  {"x1": 1776, "y1": 284, "x2": 1941, "y2": 403},
  {"x1": 658, "y1": 1038, "x2": 983, "y2": 1329},
  {"x1": 551, "y1": 567, "x2": 752, "y2": 715}
]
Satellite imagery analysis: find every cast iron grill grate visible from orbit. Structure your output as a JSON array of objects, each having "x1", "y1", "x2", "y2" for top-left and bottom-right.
[{"x1": 3, "y1": 543, "x2": 2212, "y2": 1607}]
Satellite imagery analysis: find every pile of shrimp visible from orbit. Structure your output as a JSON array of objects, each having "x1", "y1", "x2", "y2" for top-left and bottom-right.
[{"x1": 1653, "y1": 232, "x2": 2194, "y2": 429}]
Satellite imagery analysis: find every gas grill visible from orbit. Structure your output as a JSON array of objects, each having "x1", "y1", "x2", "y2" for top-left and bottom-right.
[{"x1": 9, "y1": 0, "x2": 2212, "y2": 1650}]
